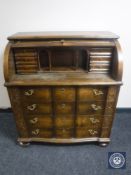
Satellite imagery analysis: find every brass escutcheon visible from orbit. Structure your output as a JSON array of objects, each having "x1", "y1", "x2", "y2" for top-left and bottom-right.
[
  {"x1": 24, "y1": 89, "x2": 34, "y2": 96},
  {"x1": 93, "y1": 89, "x2": 104, "y2": 96}
]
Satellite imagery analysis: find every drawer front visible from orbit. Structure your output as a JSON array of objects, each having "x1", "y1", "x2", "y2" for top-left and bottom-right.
[
  {"x1": 24, "y1": 103, "x2": 52, "y2": 114},
  {"x1": 78, "y1": 87, "x2": 107, "y2": 101},
  {"x1": 55, "y1": 115, "x2": 74, "y2": 129},
  {"x1": 55, "y1": 103, "x2": 75, "y2": 114},
  {"x1": 14, "y1": 48, "x2": 37, "y2": 57},
  {"x1": 55, "y1": 128, "x2": 74, "y2": 138},
  {"x1": 26, "y1": 115, "x2": 53, "y2": 129},
  {"x1": 29, "y1": 128, "x2": 53, "y2": 138},
  {"x1": 76, "y1": 127, "x2": 100, "y2": 138},
  {"x1": 76, "y1": 115, "x2": 102, "y2": 128},
  {"x1": 21, "y1": 87, "x2": 51, "y2": 102},
  {"x1": 77, "y1": 102, "x2": 104, "y2": 114},
  {"x1": 54, "y1": 87, "x2": 75, "y2": 102}
]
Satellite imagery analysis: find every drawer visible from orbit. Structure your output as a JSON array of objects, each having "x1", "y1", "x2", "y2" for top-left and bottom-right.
[
  {"x1": 29, "y1": 128, "x2": 53, "y2": 138},
  {"x1": 76, "y1": 127, "x2": 100, "y2": 138},
  {"x1": 26, "y1": 115, "x2": 53, "y2": 129},
  {"x1": 14, "y1": 48, "x2": 37, "y2": 57},
  {"x1": 76, "y1": 115, "x2": 102, "y2": 128},
  {"x1": 55, "y1": 128, "x2": 74, "y2": 138},
  {"x1": 21, "y1": 87, "x2": 51, "y2": 102},
  {"x1": 55, "y1": 115, "x2": 74, "y2": 129},
  {"x1": 77, "y1": 101, "x2": 104, "y2": 115},
  {"x1": 24, "y1": 103, "x2": 52, "y2": 114},
  {"x1": 54, "y1": 87, "x2": 75, "y2": 102},
  {"x1": 55, "y1": 103, "x2": 75, "y2": 114},
  {"x1": 78, "y1": 87, "x2": 107, "y2": 101}
]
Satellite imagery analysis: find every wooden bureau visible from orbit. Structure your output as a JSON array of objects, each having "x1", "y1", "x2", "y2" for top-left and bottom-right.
[{"x1": 4, "y1": 31, "x2": 123, "y2": 146}]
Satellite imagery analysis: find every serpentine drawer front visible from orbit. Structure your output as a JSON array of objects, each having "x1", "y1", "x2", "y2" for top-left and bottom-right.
[{"x1": 4, "y1": 31, "x2": 123, "y2": 147}]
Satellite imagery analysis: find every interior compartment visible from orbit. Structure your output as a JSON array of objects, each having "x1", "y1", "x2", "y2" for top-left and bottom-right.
[
  {"x1": 39, "y1": 50, "x2": 49, "y2": 70},
  {"x1": 39, "y1": 48, "x2": 88, "y2": 71}
]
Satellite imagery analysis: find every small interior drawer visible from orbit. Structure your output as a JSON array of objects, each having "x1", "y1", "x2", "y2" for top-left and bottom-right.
[{"x1": 14, "y1": 48, "x2": 37, "y2": 57}]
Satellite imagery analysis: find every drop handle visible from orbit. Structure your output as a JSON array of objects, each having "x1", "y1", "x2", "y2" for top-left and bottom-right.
[
  {"x1": 60, "y1": 40, "x2": 65, "y2": 44},
  {"x1": 31, "y1": 129, "x2": 40, "y2": 135},
  {"x1": 62, "y1": 128, "x2": 66, "y2": 133},
  {"x1": 29, "y1": 117, "x2": 38, "y2": 124},
  {"x1": 24, "y1": 89, "x2": 34, "y2": 96},
  {"x1": 89, "y1": 117, "x2": 100, "y2": 124},
  {"x1": 61, "y1": 88, "x2": 65, "y2": 92},
  {"x1": 91, "y1": 104, "x2": 102, "y2": 111},
  {"x1": 88, "y1": 129, "x2": 98, "y2": 135},
  {"x1": 27, "y1": 104, "x2": 37, "y2": 111},
  {"x1": 61, "y1": 104, "x2": 66, "y2": 108},
  {"x1": 93, "y1": 89, "x2": 104, "y2": 96}
]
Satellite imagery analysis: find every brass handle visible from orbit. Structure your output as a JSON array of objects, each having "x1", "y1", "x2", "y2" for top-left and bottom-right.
[
  {"x1": 24, "y1": 89, "x2": 34, "y2": 96},
  {"x1": 62, "y1": 104, "x2": 66, "y2": 108},
  {"x1": 27, "y1": 104, "x2": 37, "y2": 111},
  {"x1": 88, "y1": 129, "x2": 98, "y2": 135},
  {"x1": 31, "y1": 129, "x2": 40, "y2": 135},
  {"x1": 93, "y1": 89, "x2": 104, "y2": 96},
  {"x1": 91, "y1": 104, "x2": 102, "y2": 111},
  {"x1": 89, "y1": 117, "x2": 100, "y2": 124},
  {"x1": 61, "y1": 88, "x2": 65, "y2": 92},
  {"x1": 30, "y1": 117, "x2": 38, "y2": 124},
  {"x1": 61, "y1": 40, "x2": 65, "y2": 44}
]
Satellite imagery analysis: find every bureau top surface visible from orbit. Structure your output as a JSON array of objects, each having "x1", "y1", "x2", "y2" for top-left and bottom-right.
[
  {"x1": 5, "y1": 73, "x2": 122, "y2": 86},
  {"x1": 8, "y1": 31, "x2": 119, "y2": 41}
]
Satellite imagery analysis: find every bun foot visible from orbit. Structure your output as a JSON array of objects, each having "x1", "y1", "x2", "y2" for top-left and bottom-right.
[
  {"x1": 99, "y1": 142, "x2": 109, "y2": 147},
  {"x1": 18, "y1": 141, "x2": 30, "y2": 147}
]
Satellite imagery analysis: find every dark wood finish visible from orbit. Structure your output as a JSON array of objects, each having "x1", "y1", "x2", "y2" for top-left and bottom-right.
[{"x1": 4, "y1": 31, "x2": 123, "y2": 146}]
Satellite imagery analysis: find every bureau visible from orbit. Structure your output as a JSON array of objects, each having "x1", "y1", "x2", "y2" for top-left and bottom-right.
[{"x1": 4, "y1": 31, "x2": 123, "y2": 146}]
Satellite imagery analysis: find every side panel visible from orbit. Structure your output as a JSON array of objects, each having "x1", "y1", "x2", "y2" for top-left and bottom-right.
[
  {"x1": 7, "y1": 87, "x2": 29, "y2": 138},
  {"x1": 100, "y1": 86, "x2": 120, "y2": 139}
]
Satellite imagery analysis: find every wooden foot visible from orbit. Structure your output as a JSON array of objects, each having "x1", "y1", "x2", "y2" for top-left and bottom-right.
[
  {"x1": 99, "y1": 142, "x2": 109, "y2": 147},
  {"x1": 18, "y1": 141, "x2": 30, "y2": 147}
]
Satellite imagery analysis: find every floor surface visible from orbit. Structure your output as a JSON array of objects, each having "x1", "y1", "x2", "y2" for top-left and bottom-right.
[{"x1": 0, "y1": 112, "x2": 131, "y2": 175}]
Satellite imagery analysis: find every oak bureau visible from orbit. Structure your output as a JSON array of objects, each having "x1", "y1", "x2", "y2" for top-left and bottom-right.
[{"x1": 4, "y1": 31, "x2": 123, "y2": 146}]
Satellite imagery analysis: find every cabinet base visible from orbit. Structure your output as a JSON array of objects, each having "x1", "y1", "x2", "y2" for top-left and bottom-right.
[
  {"x1": 17, "y1": 137, "x2": 110, "y2": 146},
  {"x1": 99, "y1": 142, "x2": 109, "y2": 147},
  {"x1": 18, "y1": 141, "x2": 30, "y2": 147}
]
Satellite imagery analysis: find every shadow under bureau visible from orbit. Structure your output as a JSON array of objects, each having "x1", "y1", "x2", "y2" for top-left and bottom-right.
[{"x1": 4, "y1": 31, "x2": 123, "y2": 146}]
